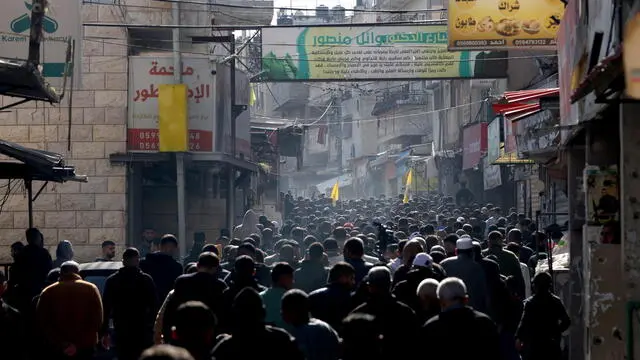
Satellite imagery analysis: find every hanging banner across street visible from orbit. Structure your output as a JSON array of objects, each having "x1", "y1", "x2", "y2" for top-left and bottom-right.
[
  {"x1": 128, "y1": 56, "x2": 215, "y2": 152},
  {"x1": 447, "y1": 0, "x2": 564, "y2": 51},
  {"x1": 261, "y1": 24, "x2": 508, "y2": 81}
]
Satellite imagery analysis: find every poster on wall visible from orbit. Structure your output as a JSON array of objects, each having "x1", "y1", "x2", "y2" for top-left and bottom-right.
[
  {"x1": 447, "y1": 0, "x2": 565, "y2": 50},
  {"x1": 261, "y1": 24, "x2": 509, "y2": 81},
  {"x1": 128, "y1": 56, "x2": 215, "y2": 152},
  {"x1": 584, "y1": 166, "x2": 619, "y2": 235}
]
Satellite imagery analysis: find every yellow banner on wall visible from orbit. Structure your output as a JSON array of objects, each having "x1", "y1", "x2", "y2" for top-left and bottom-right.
[
  {"x1": 447, "y1": 0, "x2": 565, "y2": 51},
  {"x1": 158, "y1": 84, "x2": 188, "y2": 152}
]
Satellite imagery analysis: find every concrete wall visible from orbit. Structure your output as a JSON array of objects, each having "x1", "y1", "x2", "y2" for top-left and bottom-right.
[{"x1": 0, "y1": 4, "x2": 128, "y2": 262}]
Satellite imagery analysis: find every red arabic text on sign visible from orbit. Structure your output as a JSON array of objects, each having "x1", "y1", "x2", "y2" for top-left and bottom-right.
[
  {"x1": 127, "y1": 129, "x2": 213, "y2": 152},
  {"x1": 147, "y1": 61, "x2": 195, "y2": 76},
  {"x1": 132, "y1": 84, "x2": 211, "y2": 103}
]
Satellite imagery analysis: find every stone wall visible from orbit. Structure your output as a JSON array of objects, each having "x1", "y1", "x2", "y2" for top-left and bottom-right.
[{"x1": 0, "y1": 4, "x2": 128, "y2": 262}]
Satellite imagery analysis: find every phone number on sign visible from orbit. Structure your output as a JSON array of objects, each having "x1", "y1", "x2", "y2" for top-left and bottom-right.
[{"x1": 127, "y1": 129, "x2": 213, "y2": 152}]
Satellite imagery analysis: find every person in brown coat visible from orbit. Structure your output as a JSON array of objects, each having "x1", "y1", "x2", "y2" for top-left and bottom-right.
[{"x1": 37, "y1": 261, "x2": 103, "y2": 360}]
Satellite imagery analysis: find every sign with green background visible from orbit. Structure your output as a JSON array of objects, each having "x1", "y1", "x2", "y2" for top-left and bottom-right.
[
  {"x1": 261, "y1": 24, "x2": 508, "y2": 82},
  {"x1": 0, "y1": 1, "x2": 80, "y2": 86}
]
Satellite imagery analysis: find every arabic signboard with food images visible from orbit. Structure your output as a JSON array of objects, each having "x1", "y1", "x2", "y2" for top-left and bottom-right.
[
  {"x1": 261, "y1": 24, "x2": 508, "y2": 81},
  {"x1": 128, "y1": 56, "x2": 215, "y2": 152},
  {"x1": 447, "y1": 0, "x2": 565, "y2": 51}
]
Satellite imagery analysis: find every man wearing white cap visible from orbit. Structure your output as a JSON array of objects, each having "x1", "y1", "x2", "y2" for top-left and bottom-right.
[{"x1": 440, "y1": 236, "x2": 490, "y2": 315}]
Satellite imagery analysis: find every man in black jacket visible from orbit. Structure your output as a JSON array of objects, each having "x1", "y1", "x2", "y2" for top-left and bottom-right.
[
  {"x1": 350, "y1": 266, "x2": 419, "y2": 359},
  {"x1": 141, "y1": 234, "x2": 184, "y2": 302},
  {"x1": 294, "y1": 242, "x2": 329, "y2": 294},
  {"x1": 343, "y1": 238, "x2": 373, "y2": 285},
  {"x1": 102, "y1": 248, "x2": 158, "y2": 360},
  {"x1": 211, "y1": 288, "x2": 303, "y2": 360},
  {"x1": 0, "y1": 271, "x2": 26, "y2": 360},
  {"x1": 9, "y1": 228, "x2": 52, "y2": 312},
  {"x1": 308, "y1": 262, "x2": 356, "y2": 334},
  {"x1": 163, "y1": 252, "x2": 227, "y2": 340},
  {"x1": 421, "y1": 277, "x2": 501, "y2": 359}
]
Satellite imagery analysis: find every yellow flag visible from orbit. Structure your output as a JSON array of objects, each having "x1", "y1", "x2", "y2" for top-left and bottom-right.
[
  {"x1": 330, "y1": 181, "x2": 339, "y2": 205},
  {"x1": 249, "y1": 83, "x2": 257, "y2": 106},
  {"x1": 403, "y1": 168, "x2": 413, "y2": 204}
]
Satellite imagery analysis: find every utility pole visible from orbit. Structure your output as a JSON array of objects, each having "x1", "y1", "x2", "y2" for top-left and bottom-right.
[
  {"x1": 172, "y1": 1, "x2": 187, "y2": 261},
  {"x1": 227, "y1": 33, "x2": 237, "y2": 237},
  {"x1": 28, "y1": 0, "x2": 47, "y2": 64},
  {"x1": 333, "y1": 90, "x2": 343, "y2": 171},
  {"x1": 192, "y1": 32, "x2": 246, "y2": 237}
]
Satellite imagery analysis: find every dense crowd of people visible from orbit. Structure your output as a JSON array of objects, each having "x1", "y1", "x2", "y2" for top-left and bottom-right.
[{"x1": 0, "y1": 193, "x2": 570, "y2": 360}]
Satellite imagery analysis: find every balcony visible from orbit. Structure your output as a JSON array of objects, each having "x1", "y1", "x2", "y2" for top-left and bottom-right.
[
  {"x1": 269, "y1": 82, "x2": 311, "y2": 113},
  {"x1": 376, "y1": 110, "x2": 433, "y2": 146},
  {"x1": 372, "y1": 88, "x2": 428, "y2": 117}
]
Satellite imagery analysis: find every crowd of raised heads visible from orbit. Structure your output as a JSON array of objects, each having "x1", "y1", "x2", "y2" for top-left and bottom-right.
[{"x1": 0, "y1": 192, "x2": 570, "y2": 360}]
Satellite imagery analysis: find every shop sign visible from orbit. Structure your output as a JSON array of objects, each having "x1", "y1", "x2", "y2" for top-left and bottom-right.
[
  {"x1": 483, "y1": 156, "x2": 502, "y2": 190},
  {"x1": 128, "y1": 56, "x2": 215, "y2": 152},
  {"x1": 487, "y1": 116, "x2": 501, "y2": 164},
  {"x1": 447, "y1": 0, "x2": 565, "y2": 50},
  {"x1": 462, "y1": 123, "x2": 488, "y2": 169},
  {"x1": 515, "y1": 109, "x2": 560, "y2": 154}
]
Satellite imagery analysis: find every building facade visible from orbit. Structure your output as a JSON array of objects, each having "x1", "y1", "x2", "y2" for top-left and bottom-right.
[
  {"x1": 0, "y1": 0, "x2": 268, "y2": 262},
  {"x1": 0, "y1": 2, "x2": 128, "y2": 261}
]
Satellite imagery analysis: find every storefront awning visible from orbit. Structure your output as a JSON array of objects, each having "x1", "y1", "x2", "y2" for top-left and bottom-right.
[
  {"x1": 497, "y1": 88, "x2": 560, "y2": 103},
  {"x1": 571, "y1": 48, "x2": 623, "y2": 103},
  {"x1": 314, "y1": 173, "x2": 353, "y2": 192},
  {"x1": 492, "y1": 88, "x2": 560, "y2": 122}
]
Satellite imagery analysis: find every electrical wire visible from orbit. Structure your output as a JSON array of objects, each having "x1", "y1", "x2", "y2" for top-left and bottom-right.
[
  {"x1": 255, "y1": 98, "x2": 489, "y2": 126},
  {"x1": 304, "y1": 99, "x2": 335, "y2": 126},
  {"x1": 88, "y1": 0, "x2": 448, "y2": 16},
  {"x1": 83, "y1": 18, "x2": 448, "y2": 29},
  {"x1": 78, "y1": 36, "x2": 558, "y2": 64},
  {"x1": 150, "y1": 0, "x2": 448, "y2": 14}
]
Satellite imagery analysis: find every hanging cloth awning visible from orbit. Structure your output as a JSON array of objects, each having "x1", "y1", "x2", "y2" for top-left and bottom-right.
[{"x1": 492, "y1": 88, "x2": 560, "y2": 122}]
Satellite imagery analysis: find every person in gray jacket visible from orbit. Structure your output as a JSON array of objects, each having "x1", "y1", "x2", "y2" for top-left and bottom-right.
[{"x1": 440, "y1": 236, "x2": 491, "y2": 315}]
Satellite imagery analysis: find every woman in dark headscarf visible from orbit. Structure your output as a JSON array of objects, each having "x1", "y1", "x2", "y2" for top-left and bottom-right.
[{"x1": 52, "y1": 240, "x2": 74, "y2": 268}]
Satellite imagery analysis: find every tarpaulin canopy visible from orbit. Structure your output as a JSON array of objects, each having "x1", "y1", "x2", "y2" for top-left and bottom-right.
[
  {"x1": 0, "y1": 60, "x2": 59, "y2": 108},
  {"x1": 0, "y1": 140, "x2": 86, "y2": 228},
  {"x1": 314, "y1": 173, "x2": 353, "y2": 192}
]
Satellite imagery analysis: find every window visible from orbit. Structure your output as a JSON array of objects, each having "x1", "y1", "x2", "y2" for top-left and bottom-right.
[
  {"x1": 428, "y1": 0, "x2": 444, "y2": 8},
  {"x1": 342, "y1": 115, "x2": 353, "y2": 139}
]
